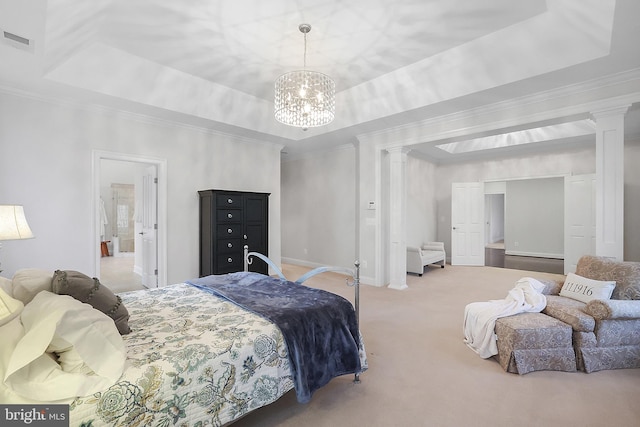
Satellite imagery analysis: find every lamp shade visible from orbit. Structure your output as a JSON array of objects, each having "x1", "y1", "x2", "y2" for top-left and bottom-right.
[
  {"x1": 0, "y1": 205, "x2": 34, "y2": 240},
  {"x1": 274, "y1": 70, "x2": 335, "y2": 128}
]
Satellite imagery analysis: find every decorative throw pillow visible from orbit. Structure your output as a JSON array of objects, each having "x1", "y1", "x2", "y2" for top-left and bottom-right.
[
  {"x1": 560, "y1": 272, "x2": 616, "y2": 304},
  {"x1": 52, "y1": 270, "x2": 131, "y2": 335},
  {"x1": 11, "y1": 269, "x2": 53, "y2": 304}
]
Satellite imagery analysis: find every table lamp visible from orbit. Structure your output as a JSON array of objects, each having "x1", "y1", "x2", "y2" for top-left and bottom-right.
[{"x1": 0, "y1": 205, "x2": 34, "y2": 273}]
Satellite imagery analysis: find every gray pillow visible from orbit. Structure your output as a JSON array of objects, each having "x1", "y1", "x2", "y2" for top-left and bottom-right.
[{"x1": 52, "y1": 270, "x2": 131, "y2": 335}]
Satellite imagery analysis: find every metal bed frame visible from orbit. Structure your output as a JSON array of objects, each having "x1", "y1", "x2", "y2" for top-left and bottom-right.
[{"x1": 243, "y1": 245, "x2": 362, "y2": 383}]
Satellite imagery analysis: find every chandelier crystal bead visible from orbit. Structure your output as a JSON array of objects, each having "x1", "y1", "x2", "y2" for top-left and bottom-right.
[{"x1": 274, "y1": 24, "x2": 335, "y2": 129}]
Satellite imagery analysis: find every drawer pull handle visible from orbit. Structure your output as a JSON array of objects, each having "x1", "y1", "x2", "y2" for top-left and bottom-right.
[
  {"x1": 227, "y1": 213, "x2": 233, "y2": 219},
  {"x1": 227, "y1": 198, "x2": 233, "y2": 204},
  {"x1": 227, "y1": 257, "x2": 233, "y2": 263},
  {"x1": 227, "y1": 228, "x2": 233, "y2": 234},
  {"x1": 227, "y1": 242, "x2": 233, "y2": 248}
]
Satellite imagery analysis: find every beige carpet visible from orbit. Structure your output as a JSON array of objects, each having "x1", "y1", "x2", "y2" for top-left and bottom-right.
[{"x1": 233, "y1": 264, "x2": 640, "y2": 427}]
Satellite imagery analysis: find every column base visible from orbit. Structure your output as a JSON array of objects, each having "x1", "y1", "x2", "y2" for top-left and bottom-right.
[{"x1": 388, "y1": 282, "x2": 408, "y2": 290}]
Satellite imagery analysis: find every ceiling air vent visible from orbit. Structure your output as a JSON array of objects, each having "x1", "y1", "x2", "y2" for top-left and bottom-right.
[{"x1": 1, "y1": 28, "x2": 35, "y2": 53}]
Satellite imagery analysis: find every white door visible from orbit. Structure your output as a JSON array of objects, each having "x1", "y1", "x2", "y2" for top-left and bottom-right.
[
  {"x1": 564, "y1": 174, "x2": 596, "y2": 274},
  {"x1": 451, "y1": 182, "x2": 485, "y2": 265},
  {"x1": 141, "y1": 165, "x2": 158, "y2": 287}
]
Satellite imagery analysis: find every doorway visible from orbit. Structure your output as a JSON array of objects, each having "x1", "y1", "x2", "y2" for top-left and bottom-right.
[
  {"x1": 453, "y1": 179, "x2": 566, "y2": 274},
  {"x1": 93, "y1": 151, "x2": 167, "y2": 291},
  {"x1": 484, "y1": 192, "x2": 505, "y2": 268},
  {"x1": 111, "y1": 183, "x2": 135, "y2": 254}
]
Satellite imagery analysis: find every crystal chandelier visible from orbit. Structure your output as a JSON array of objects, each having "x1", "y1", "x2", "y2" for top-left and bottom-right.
[{"x1": 274, "y1": 24, "x2": 335, "y2": 130}]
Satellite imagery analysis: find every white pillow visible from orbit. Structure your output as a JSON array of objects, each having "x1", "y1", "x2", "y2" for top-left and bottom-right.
[
  {"x1": 11, "y1": 269, "x2": 53, "y2": 304},
  {"x1": 0, "y1": 288, "x2": 24, "y2": 326},
  {"x1": 0, "y1": 305, "x2": 26, "y2": 402},
  {"x1": 560, "y1": 272, "x2": 616, "y2": 304},
  {"x1": 0, "y1": 276, "x2": 12, "y2": 296},
  {"x1": 4, "y1": 291, "x2": 126, "y2": 401}
]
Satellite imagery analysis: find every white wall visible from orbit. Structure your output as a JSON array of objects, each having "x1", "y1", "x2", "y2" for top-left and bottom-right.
[
  {"x1": 504, "y1": 177, "x2": 564, "y2": 258},
  {"x1": 282, "y1": 145, "x2": 436, "y2": 278},
  {"x1": 281, "y1": 145, "x2": 356, "y2": 269},
  {"x1": 0, "y1": 91, "x2": 282, "y2": 283},
  {"x1": 281, "y1": 140, "x2": 640, "y2": 285},
  {"x1": 624, "y1": 138, "x2": 640, "y2": 261},
  {"x1": 430, "y1": 140, "x2": 640, "y2": 262},
  {"x1": 280, "y1": 136, "x2": 640, "y2": 285},
  {"x1": 434, "y1": 146, "x2": 597, "y2": 258},
  {"x1": 406, "y1": 155, "x2": 438, "y2": 248}
]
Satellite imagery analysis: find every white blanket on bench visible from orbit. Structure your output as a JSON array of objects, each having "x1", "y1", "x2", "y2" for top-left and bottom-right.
[{"x1": 463, "y1": 277, "x2": 547, "y2": 358}]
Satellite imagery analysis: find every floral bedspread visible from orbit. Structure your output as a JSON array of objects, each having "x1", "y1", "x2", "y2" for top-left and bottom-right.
[{"x1": 69, "y1": 283, "x2": 294, "y2": 427}]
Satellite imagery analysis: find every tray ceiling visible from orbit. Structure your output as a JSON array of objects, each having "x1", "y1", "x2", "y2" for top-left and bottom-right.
[{"x1": 1, "y1": 0, "x2": 639, "y2": 161}]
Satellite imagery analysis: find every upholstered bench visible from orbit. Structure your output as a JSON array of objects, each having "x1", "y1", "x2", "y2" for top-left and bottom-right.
[
  {"x1": 406, "y1": 242, "x2": 446, "y2": 276},
  {"x1": 495, "y1": 312, "x2": 576, "y2": 374}
]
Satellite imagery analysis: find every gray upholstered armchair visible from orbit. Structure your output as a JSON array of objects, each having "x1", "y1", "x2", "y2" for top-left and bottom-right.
[{"x1": 542, "y1": 255, "x2": 640, "y2": 372}]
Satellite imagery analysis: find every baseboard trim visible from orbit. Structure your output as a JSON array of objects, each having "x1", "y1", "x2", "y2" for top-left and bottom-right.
[
  {"x1": 281, "y1": 256, "x2": 323, "y2": 269},
  {"x1": 281, "y1": 257, "x2": 376, "y2": 286},
  {"x1": 504, "y1": 251, "x2": 564, "y2": 260}
]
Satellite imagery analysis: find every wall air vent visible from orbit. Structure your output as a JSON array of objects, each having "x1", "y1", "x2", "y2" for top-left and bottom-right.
[{"x1": 1, "y1": 28, "x2": 35, "y2": 53}]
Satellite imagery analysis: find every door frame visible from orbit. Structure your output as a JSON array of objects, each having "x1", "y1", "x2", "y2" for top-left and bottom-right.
[{"x1": 92, "y1": 150, "x2": 168, "y2": 287}]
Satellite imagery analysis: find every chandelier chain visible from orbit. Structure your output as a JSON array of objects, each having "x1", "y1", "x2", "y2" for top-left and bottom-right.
[{"x1": 303, "y1": 31, "x2": 307, "y2": 70}]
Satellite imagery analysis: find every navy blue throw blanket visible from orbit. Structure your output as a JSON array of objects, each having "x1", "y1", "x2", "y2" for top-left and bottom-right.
[{"x1": 187, "y1": 272, "x2": 362, "y2": 403}]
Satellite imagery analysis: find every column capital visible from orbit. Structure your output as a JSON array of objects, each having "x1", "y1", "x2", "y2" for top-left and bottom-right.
[
  {"x1": 385, "y1": 146, "x2": 412, "y2": 155},
  {"x1": 591, "y1": 104, "x2": 631, "y2": 119}
]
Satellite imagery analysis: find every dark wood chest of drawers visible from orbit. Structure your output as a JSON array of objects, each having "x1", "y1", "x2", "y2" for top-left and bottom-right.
[{"x1": 198, "y1": 189, "x2": 269, "y2": 276}]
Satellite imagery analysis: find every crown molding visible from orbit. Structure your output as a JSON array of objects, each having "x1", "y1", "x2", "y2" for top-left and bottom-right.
[
  {"x1": 358, "y1": 68, "x2": 640, "y2": 148},
  {"x1": 0, "y1": 82, "x2": 284, "y2": 151}
]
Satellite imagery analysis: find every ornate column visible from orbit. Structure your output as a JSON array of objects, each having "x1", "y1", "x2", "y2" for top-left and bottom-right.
[
  {"x1": 387, "y1": 147, "x2": 410, "y2": 290},
  {"x1": 592, "y1": 105, "x2": 629, "y2": 261}
]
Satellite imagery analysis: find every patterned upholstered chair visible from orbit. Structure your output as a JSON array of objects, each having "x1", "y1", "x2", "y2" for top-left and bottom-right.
[{"x1": 542, "y1": 256, "x2": 640, "y2": 372}]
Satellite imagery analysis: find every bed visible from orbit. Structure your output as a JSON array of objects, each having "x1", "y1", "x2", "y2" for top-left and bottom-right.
[{"x1": 0, "y1": 250, "x2": 366, "y2": 426}]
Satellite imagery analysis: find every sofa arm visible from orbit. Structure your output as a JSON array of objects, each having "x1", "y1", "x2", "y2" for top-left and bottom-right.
[
  {"x1": 536, "y1": 278, "x2": 564, "y2": 296},
  {"x1": 585, "y1": 299, "x2": 640, "y2": 320},
  {"x1": 422, "y1": 242, "x2": 444, "y2": 252},
  {"x1": 406, "y1": 246, "x2": 424, "y2": 275}
]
